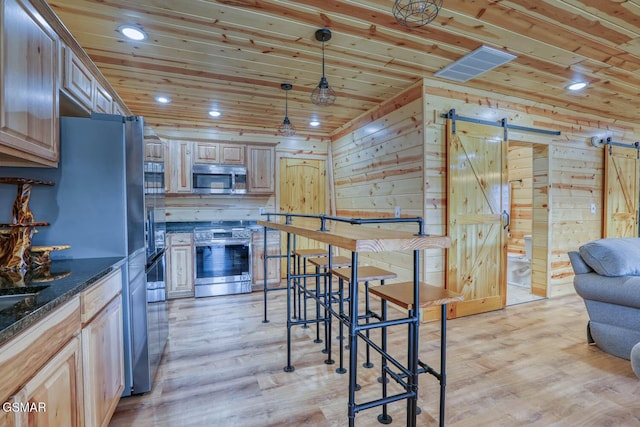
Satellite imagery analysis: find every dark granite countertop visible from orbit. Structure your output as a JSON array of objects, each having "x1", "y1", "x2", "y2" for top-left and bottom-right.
[{"x1": 0, "y1": 257, "x2": 125, "y2": 346}]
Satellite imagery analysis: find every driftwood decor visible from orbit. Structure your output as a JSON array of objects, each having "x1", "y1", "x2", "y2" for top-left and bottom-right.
[{"x1": 0, "y1": 178, "x2": 52, "y2": 272}]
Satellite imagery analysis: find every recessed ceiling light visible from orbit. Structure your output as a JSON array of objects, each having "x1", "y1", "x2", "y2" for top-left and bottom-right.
[
  {"x1": 208, "y1": 111, "x2": 221, "y2": 118},
  {"x1": 155, "y1": 96, "x2": 171, "y2": 104},
  {"x1": 119, "y1": 25, "x2": 146, "y2": 41},
  {"x1": 567, "y1": 81, "x2": 588, "y2": 91},
  {"x1": 309, "y1": 120, "x2": 320, "y2": 127}
]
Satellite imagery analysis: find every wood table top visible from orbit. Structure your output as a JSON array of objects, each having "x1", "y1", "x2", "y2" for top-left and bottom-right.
[{"x1": 258, "y1": 217, "x2": 450, "y2": 253}]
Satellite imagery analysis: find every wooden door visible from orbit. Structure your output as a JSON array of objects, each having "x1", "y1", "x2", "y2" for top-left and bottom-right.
[
  {"x1": 604, "y1": 145, "x2": 639, "y2": 238},
  {"x1": 447, "y1": 119, "x2": 507, "y2": 318},
  {"x1": 279, "y1": 158, "x2": 326, "y2": 274}
]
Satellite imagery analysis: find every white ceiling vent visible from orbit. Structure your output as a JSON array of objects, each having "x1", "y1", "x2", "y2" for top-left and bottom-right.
[{"x1": 434, "y1": 46, "x2": 517, "y2": 82}]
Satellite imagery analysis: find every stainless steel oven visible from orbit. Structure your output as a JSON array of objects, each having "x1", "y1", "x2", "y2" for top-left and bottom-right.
[{"x1": 194, "y1": 227, "x2": 252, "y2": 297}]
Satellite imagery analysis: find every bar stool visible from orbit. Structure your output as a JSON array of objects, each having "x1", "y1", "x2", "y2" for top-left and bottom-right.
[
  {"x1": 307, "y1": 255, "x2": 352, "y2": 365},
  {"x1": 330, "y1": 266, "x2": 397, "y2": 374},
  {"x1": 291, "y1": 248, "x2": 329, "y2": 338},
  {"x1": 367, "y1": 282, "x2": 463, "y2": 426}
]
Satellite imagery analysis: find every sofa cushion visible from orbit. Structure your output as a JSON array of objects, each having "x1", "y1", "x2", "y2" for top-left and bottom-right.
[{"x1": 579, "y1": 238, "x2": 640, "y2": 277}]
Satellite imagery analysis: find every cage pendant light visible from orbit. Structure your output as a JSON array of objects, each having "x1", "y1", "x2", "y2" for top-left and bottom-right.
[
  {"x1": 278, "y1": 83, "x2": 296, "y2": 136},
  {"x1": 310, "y1": 28, "x2": 337, "y2": 106},
  {"x1": 393, "y1": 0, "x2": 443, "y2": 28}
]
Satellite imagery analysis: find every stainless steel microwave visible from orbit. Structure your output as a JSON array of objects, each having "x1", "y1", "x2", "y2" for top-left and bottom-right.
[{"x1": 192, "y1": 164, "x2": 247, "y2": 194}]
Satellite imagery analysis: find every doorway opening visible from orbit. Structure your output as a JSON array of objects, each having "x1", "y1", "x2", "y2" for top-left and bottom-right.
[{"x1": 506, "y1": 142, "x2": 544, "y2": 306}]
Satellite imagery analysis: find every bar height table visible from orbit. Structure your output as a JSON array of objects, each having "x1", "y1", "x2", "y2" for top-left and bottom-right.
[{"x1": 258, "y1": 215, "x2": 452, "y2": 427}]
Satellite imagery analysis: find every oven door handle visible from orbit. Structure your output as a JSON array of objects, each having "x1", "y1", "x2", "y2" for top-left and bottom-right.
[{"x1": 195, "y1": 239, "x2": 251, "y2": 247}]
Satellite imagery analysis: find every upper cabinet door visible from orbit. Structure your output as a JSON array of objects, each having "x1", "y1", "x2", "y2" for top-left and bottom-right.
[
  {"x1": 247, "y1": 145, "x2": 275, "y2": 194},
  {"x1": 0, "y1": 0, "x2": 59, "y2": 167},
  {"x1": 220, "y1": 144, "x2": 245, "y2": 165},
  {"x1": 61, "y1": 44, "x2": 94, "y2": 112},
  {"x1": 193, "y1": 142, "x2": 219, "y2": 164}
]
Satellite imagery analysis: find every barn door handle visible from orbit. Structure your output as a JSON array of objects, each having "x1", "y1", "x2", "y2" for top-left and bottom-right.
[{"x1": 502, "y1": 210, "x2": 510, "y2": 230}]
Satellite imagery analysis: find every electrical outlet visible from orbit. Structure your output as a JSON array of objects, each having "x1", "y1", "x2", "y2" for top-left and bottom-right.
[
  {"x1": 394, "y1": 206, "x2": 401, "y2": 218},
  {"x1": 259, "y1": 207, "x2": 265, "y2": 215},
  {"x1": 590, "y1": 203, "x2": 596, "y2": 214}
]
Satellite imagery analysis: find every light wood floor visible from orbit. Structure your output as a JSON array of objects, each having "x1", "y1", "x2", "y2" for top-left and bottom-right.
[{"x1": 109, "y1": 287, "x2": 640, "y2": 427}]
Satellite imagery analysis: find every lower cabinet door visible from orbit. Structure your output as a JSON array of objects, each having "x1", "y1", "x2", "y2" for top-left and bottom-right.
[
  {"x1": 12, "y1": 336, "x2": 83, "y2": 427},
  {"x1": 82, "y1": 294, "x2": 124, "y2": 427}
]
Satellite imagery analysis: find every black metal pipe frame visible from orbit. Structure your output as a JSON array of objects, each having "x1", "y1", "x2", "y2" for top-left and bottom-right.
[
  {"x1": 261, "y1": 213, "x2": 447, "y2": 426},
  {"x1": 261, "y1": 212, "x2": 427, "y2": 236}
]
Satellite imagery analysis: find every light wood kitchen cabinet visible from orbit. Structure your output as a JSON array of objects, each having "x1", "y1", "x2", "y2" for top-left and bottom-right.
[
  {"x1": 80, "y1": 267, "x2": 123, "y2": 427},
  {"x1": 60, "y1": 44, "x2": 93, "y2": 112},
  {"x1": 167, "y1": 233, "x2": 195, "y2": 298},
  {"x1": 167, "y1": 140, "x2": 193, "y2": 193},
  {"x1": 112, "y1": 102, "x2": 125, "y2": 116},
  {"x1": 81, "y1": 295, "x2": 123, "y2": 427},
  {"x1": 220, "y1": 144, "x2": 245, "y2": 165},
  {"x1": 12, "y1": 336, "x2": 84, "y2": 427},
  {"x1": 252, "y1": 229, "x2": 281, "y2": 288},
  {"x1": 247, "y1": 145, "x2": 275, "y2": 194},
  {"x1": 193, "y1": 142, "x2": 219, "y2": 164},
  {"x1": 0, "y1": 297, "x2": 82, "y2": 427},
  {"x1": 0, "y1": 0, "x2": 59, "y2": 167},
  {"x1": 144, "y1": 136, "x2": 165, "y2": 162},
  {"x1": 93, "y1": 82, "x2": 113, "y2": 114}
]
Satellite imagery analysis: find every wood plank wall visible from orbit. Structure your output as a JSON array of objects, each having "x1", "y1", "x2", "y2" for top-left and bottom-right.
[
  {"x1": 331, "y1": 83, "x2": 426, "y2": 284},
  {"x1": 507, "y1": 143, "x2": 533, "y2": 255}
]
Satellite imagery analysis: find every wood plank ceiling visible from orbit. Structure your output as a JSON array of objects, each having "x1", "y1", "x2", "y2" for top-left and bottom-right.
[{"x1": 46, "y1": 0, "x2": 640, "y2": 139}]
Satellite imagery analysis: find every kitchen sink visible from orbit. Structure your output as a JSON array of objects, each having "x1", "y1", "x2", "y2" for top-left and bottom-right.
[
  {"x1": 0, "y1": 285, "x2": 49, "y2": 312},
  {"x1": 0, "y1": 294, "x2": 37, "y2": 311}
]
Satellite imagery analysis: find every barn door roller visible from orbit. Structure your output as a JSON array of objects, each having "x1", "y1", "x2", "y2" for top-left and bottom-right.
[
  {"x1": 443, "y1": 109, "x2": 561, "y2": 139},
  {"x1": 591, "y1": 136, "x2": 640, "y2": 158}
]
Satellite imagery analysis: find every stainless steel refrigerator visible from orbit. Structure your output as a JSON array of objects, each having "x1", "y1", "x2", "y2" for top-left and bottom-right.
[{"x1": 0, "y1": 114, "x2": 168, "y2": 396}]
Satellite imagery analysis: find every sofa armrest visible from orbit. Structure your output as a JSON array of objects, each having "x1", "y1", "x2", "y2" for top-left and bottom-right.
[
  {"x1": 574, "y1": 273, "x2": 640, "y2": 308},
  {"x1": 568, "y1": 251, "x2": 593, "y2": 274}
]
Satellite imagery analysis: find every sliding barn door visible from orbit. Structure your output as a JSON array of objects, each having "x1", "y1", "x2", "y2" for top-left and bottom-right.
[
  {"x1": 447, "y1": 119, "x2": 508, "y2": 318},
  {"x1": 279, "y1": 158, "x2": 326, "y2": 275},
  {"x1": 603, "y1": 145, "x2": 639, "y2": 238}
]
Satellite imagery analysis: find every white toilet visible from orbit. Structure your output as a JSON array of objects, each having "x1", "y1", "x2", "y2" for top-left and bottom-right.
[
  {"x1": 507, "y1": 235, "x2": 532, "y2": 287},
  {"x1": 524, "y1": 234, "x2": 532, "y2": 261}
]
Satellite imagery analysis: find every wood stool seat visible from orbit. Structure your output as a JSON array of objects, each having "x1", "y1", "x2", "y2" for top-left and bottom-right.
[
  {"x1": 330, "y1": 266, "x2": 397, "y2": 283},
  {"x1": 368, "y1": 282, "x2": 463, "y2": 309},
  {"x1": 308, "y1": 256, "x2": 352, "y2": 269},
  {"x1": 292, "y1": 248, "x2": 329, "y2": 258}
]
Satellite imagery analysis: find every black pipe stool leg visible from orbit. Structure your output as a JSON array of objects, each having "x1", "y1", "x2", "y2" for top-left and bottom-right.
[
  {"x1": 313, "y1": 261, "x2": 322, "y2": 343},
  {"x1": 378, "y1": 298, "x2": 392, "y2": 424},
  {"x1": 337, "y1": 277, "x2": 346, "y2": 374},
  {"x1": 363, "y1": 280, "x2": 373, "y2": 368},
  {"x1": 324, "y1": 266, "x2": 334, "y2": 365}
]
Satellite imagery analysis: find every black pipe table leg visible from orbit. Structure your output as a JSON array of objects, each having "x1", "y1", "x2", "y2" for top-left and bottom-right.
[
  {"x1": 347, "y1": 251, "x2": 359, "y2": 427},
  {"x1": 284, "y1": 232, "x2": 295, "y2": 373}
]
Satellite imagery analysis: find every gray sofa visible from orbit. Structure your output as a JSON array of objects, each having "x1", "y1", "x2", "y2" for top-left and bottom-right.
[{"x1": 568, "y1": 238, "x2": 640, "y2": 377}]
